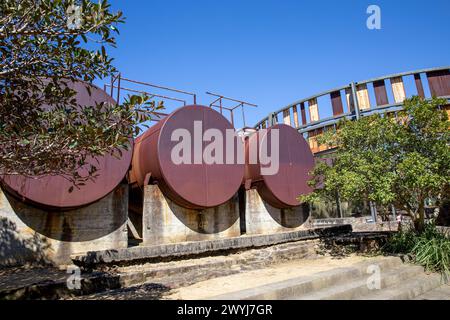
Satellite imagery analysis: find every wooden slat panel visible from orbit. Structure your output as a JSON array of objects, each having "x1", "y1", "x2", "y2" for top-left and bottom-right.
[
  {"x1": 373, "y1": 80, "x2": 389, "y2": 106},
  {"x1": 300, "y1": 102, "x2": 307, "y2": 125},
  {"x1": 283, "y1": 109, "x2": 291, "y2": 126},
  {"x1": 426, "y1": 70, "x2": 450, "y2": 97},
  {"x1": 330, "y1": 91, "x2": 344, "y2": 116},
  {"x1": 308, "y1": 130, "x2": 320, "y2": 154},
  {"x1": 356, "y1": 84, "x2": 370, "y2": 110},
  {"x1": 292, "y1": 105, "x2": 299, "y2": 128},
  {"x1": 345, "y1": 88, "x2": 355, "y2": 112},
  {"x1": 308, "y1": 129, "x2": 327, "y2": 153},
  {"x1": 444, "y1": 104, "x2": 450, "y2": 120},
  {"x1": 391, "y1": 76, "x2": 406, "y2": 103},
  {"x1": 308, "y1": 98, "x2": 319, "y2": 122},
  {"x1": 414, "y1": 74, "x2": 425, "y2": 98}
]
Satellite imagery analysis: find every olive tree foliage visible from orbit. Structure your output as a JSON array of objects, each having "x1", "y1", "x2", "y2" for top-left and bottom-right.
[
  {"x1": 0, "y1": 0, "x2": 161, "y2": 188},
  {"x1": 301, "y1": 97, "x2": 450, "y2": 233}
]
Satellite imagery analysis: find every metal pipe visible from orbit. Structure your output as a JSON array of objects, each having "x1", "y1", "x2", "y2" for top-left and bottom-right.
[
  {"x1": 206, "y1": 92, "x2": 258, "y2": 107},
  {"x1": 116, "y1": 73, "x2": 121, "y2": 103},
  {"x1": 351, "y1": 82, "x2": 361, "y2": 120},
  {"x1": 336, "y1": 192, "x2": 343, "y2": 218},
  {"x1": 105, "y1": 84, "x2": 186, "y2": 105},
  {"x1": 110, "y1": 75, "x2": 114, "y2": 97},
  {"x1": 209, "y1": 96, "x2": 221, "y2": 108},
  {"x1": 241, "y1": 103, "x2": 246, "y2": 127},
  {"x1": 210, "y1": 104, "x2": 233, "y2": 111},
  {"x1": 120, "y1": 77, "x2": 197, "y2": 103},
  {"x1": 370, "y1": 201, "x2": 378, "y2": 223},
  {"x1": 268, "y1": 113, "x2": 274, "y2": 127},
  {"x1": 392, "y1": 205, "x2": 397, "y2": 222}
]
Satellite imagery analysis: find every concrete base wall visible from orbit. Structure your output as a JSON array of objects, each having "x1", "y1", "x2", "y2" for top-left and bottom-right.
[
  {"x1": 311, "y1": 217, "x2": 399, "y2": 232},
  {"x1": 245, "y1": 189, "x2": 310, "y2": 235},
  {"x1": 143, "y1": 185, "x2": 240, "y2": 246},
  {"x1": 0, "y1": 185, "x2": 128, "y2": 267}
]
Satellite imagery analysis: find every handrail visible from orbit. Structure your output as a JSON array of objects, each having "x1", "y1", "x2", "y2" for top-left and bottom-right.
[
  {"x1": 104, "y1": 84, "x2": 186, "y2": 105},
  {"x1": 206, "y1": 91, "x2": 258, "y2": 127},
  {"x1": 120, "y1": 77, "x2": 197, "y2": 104},
  {"x1": 106, "y1": 73, "x2": 197, "y2": 107}
]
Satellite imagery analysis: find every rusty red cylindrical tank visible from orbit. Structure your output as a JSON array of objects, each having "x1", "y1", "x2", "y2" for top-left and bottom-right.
[
  {"x1": 0, "y1": 81, "x2": 133, "y2": 210},
  {"x1": 245, "y1": 124, "x2": 314, "y2": 209},
  {"x1": 130, "y1": 105, "x2": 244, "y2": 209}
]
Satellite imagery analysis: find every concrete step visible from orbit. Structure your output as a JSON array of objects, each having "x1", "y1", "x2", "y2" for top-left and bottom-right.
[
  {"x1": 117, "y1": 241, "x2": 316, "y2": 288},
  {"x1": 363, "y1": 273, "x2": 443, "y2": 300},
  {"x1": 207, "y1": 256, "x2": 403, "y2": 300},
  {"x1": 413, "y1": 284, "x2": 450, "y2": 300},
  {"x1": 290, "y1": 264, "x2": 424, "y2": 300},
  {"x1": 72, "y1": 225, "x2": 351, "y2": 268}
]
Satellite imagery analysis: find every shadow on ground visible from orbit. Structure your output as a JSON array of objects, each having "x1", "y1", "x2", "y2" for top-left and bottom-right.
[
  {"x1": 0, "y1": 217, "x2": 51, "y2": 268},
  {"x1": 68, "y1": 283, "x2": 171, "y2": 300}
]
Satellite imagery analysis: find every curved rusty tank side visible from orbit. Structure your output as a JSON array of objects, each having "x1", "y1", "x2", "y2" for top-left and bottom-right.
[
  {"x1": 130, "y1": 105, "x2": 245, "y2": 209},
  {"x1": 0, "y1": 81, "x2": 133, "y2": 210},
  {"x1": 245, "y1": 124, "x2": 314, "y2": 209}
]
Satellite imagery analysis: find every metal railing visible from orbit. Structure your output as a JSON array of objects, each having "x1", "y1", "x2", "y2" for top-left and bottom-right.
[
  {"x1": 254, "y1": 66, "x2": 450, "y2": 153},
  {"x1": 206, "y1": 92, "x2": 257, "y2": 127},
  {"x1": 103, "y1": 73, "x2": 199, "y2": 122},
  {"x1": 105, "y1": 73, "x2": 197, "y2": 104}
]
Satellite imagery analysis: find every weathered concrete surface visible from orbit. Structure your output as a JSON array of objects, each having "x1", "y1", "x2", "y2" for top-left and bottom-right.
[
  {"x1": 0, "y1": 185, "x2": 128, "y2": 267},
  {"x1": 312, "y1": 217, "x2": 399, "y2": 232},
  {"x1": 142, "y1": 185, "x2": 240, "y2": 246},
  {"x1": 0, "y1": 265, "x2": 124, "y2": 300},
  {"x1": 200, "y1": 256, "x2": 443, "y2": 300},
  {"x1": 172, "y1": 256, "x2": 406, "y2": 300},
  {"x1": 244, "y1": 189, "x2": 310, "y2": 235},
  {"x1": 414, "y1": 284, "x2": 450, "y2": 300},
  {"x1": 72, "y1": 224, "x2": 352, "y2": 267}
]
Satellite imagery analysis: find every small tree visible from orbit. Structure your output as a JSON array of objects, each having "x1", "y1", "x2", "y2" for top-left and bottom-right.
[
  {"x1": 301, "y1": 97, "x2": 450, "y2": 233},
  {"x1": 0, "y1": 0, "x2": 160, "y2": 187}
]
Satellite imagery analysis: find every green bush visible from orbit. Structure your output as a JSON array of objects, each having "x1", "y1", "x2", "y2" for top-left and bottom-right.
[
  {"x1": 383, "y1": 227, "x2": 417, "y2": 253},
  {"x1": 383, "y1": 222, "x2": 450, "y2": 280}
]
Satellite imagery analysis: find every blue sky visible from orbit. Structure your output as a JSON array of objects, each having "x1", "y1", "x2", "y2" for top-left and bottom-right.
[{"x1": 101, "y1": 0, "x2": 450, "y2": 127}]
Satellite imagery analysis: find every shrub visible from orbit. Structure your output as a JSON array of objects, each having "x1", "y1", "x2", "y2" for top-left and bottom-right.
[{"x1": 383, "y1": 222, "x2": 450, "y2": 280}]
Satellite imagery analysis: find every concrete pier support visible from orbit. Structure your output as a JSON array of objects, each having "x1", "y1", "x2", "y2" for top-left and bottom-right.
[
  {"x1": 244, "y1": 189, "x2": 310, "y2": 235},
  {"x1": 0, "y1": 185, "x2": 129, "y2": 267},
  {"x1": 142, "y1": 185, "x2": 240, "y2": 246}
]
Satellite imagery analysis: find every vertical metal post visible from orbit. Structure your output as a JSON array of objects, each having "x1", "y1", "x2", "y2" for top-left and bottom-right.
[
  {"x1": 116, "y1": 73, "x2": 121, "y2": 104},
  {"x1": 391, "y1": 205, "x2": 397, "y2": 222},
  {"x1": 230, "y1": 110, "x2": 234, "y2": 126},
  {"x1": 336, "y1": 192, "x2": 343, "y2": 218},
  {"x1": 193, "y1": 94, "x2": 197, "y2": 104},
  {"x1": 351, "y1": 82, "x2": 361, "y2": 120},
  {"x1": 110, "y1": 75, "x2": 114, "y2": 97},
  {"x1": 219, "y1": 98, "x2": 223, "y2": 114},
  {"x1": 241, "y1": 103, "x2": 246, "y2": 127},
  {"x1": 268, "y1": 112, "x2": 276, "y2": 127},
  {"x1": 370, "y1": 201, "x2": 377, "y2": 223}
]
